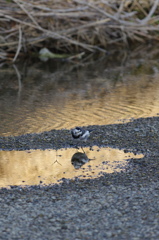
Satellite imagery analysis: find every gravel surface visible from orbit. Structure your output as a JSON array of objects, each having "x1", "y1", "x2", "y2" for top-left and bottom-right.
[{"x1": 0, "y1": 117, "x2": 159, "y2": 239}]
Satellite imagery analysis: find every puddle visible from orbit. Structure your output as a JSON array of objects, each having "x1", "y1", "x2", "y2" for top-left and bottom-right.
[{"x1": 0, "y1": 146, "x2": 144, "y2": 188}]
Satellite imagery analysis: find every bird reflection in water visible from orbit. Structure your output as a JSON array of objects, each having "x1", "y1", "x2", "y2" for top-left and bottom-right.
[{"x1": 71, "y1": 152, "x2": 90, "y2": 169}]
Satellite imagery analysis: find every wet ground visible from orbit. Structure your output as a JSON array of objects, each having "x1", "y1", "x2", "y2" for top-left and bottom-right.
[
  {"x1": 0, "y1": 116, "x2": 159, "y2": 239},
  {"x1": 1, "y1": 46, "x2": 159, "y2": 239}
]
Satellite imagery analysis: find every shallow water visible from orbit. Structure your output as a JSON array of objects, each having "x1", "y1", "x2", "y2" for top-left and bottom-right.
[
  {"x1": 0, "y1": 48, "x2": 158, "y2": 187},
  {"x1": 1, "y1": 49, "x2": 159, "y2": 137},
  {"x1": 0, "y1": 146, "x2": 144, "y2": 188}
]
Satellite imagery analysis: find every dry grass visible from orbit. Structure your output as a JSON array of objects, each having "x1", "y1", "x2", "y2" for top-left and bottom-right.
[{"x1": 0, "y1": 0, "x2": 159, "y2": 61}]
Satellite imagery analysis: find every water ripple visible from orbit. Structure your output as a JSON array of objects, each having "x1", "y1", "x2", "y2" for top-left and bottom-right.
[{"x1": 1, "y1": 71, "x2": 159, "y2": 136}]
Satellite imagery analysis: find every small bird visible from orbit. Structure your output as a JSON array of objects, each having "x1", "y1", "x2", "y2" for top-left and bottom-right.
[{"x1": 71, "y1": 127, "x2": 90, "y2": 142}]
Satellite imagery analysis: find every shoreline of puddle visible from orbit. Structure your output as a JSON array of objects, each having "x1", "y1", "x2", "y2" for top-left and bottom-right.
[{"x1": 0, "y1": 146, "x2": 144, "y2": 189}]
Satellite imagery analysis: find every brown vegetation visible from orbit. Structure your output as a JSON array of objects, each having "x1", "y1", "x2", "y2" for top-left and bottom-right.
[{"x1": 0, "y1": 0, "x2": 159, "y2": 61}]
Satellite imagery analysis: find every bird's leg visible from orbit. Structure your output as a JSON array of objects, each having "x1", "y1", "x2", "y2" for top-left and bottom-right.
[
  {"x1": 75, "y1": 144, "x2": 80, "y2": 151},
  {"x1": 81, "y1": 146, "x2": 95, "y2": 161},
  {"x1": 81, "y1": 146, "x2": 86, "y2": 154}
]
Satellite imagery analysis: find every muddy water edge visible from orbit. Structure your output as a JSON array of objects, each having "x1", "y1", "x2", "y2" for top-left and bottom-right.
[{"x1": 0, "y1": 48, "x2": 159, "y2": 239}]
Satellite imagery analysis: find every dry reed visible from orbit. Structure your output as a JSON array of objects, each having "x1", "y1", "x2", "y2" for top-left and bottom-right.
[{"x1": 0, "y1": 0, "x2": 159, "y2": 61}]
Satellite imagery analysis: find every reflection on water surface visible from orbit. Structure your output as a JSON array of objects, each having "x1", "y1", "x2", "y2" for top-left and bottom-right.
[
  {"x1": 1, "y1": 52, "x2": 159, "y2": 136},
  {"x1": 0, "y1": 146, "x2": 144, "y2": 188}
]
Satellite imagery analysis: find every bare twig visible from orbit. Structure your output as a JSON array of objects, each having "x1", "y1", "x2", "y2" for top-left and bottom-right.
[
  {"x1": 140, "y1": 0, "x2": 159, "y2": 25},
  {"x1": 115, "y1": 0, "x2": 125, "y2": 19},
  {"x1": 13, "y1": 25, "x2": 22, "y2": 62},
  {"x1": 60, "y1": 18, "x2": 110, "y2": 35},
  {"x1": 0, "y1": 0, "x2": 159, "y2": 60},
  {"x1": 13, "y1": 0, "x2": 40, "y2": 28},
  {"x1": 13, "y1": 64, "x2": 22, "y2": 98},
  {"x1": 0, "y1": 13, "x2": 97, "y2": 52}
]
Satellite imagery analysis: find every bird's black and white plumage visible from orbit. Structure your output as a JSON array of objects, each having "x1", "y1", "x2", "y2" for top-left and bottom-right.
[{"x1": 71, "y1": 127, "x2": 90, "y2": 142}]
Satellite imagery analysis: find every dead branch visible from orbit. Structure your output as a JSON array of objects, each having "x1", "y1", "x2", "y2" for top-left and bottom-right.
[{"x1": 0, "y1": 0, "x2": 158, "y2": 61}]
